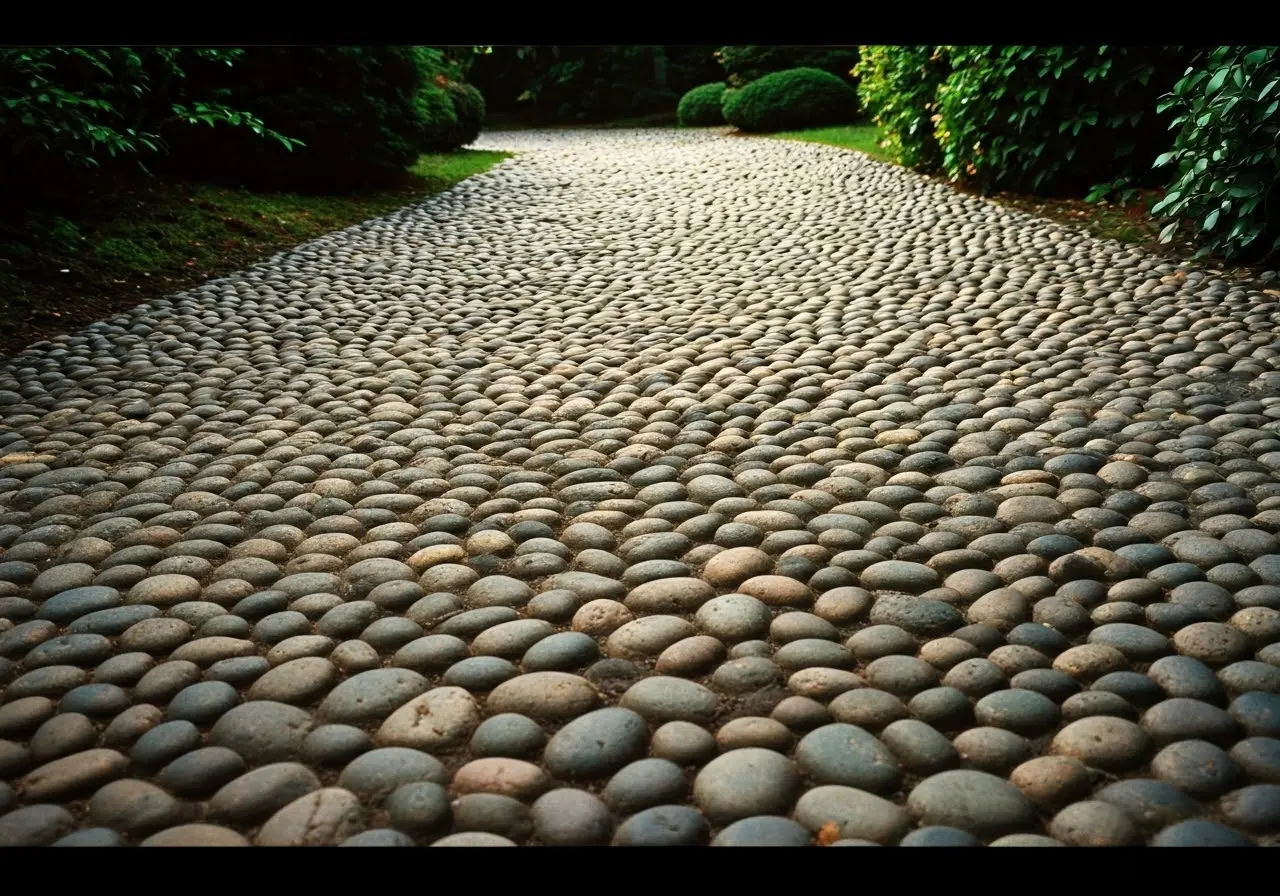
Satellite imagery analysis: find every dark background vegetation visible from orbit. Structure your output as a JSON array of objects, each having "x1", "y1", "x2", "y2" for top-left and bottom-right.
[{"x1": 2, "y1": 43, "x2": 1277, "y2": 358}]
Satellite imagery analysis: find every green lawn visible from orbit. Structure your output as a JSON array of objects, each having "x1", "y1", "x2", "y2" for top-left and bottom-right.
[
  {"x1": 769, "y1": 125, "x2": 890, "y2": 161},
  {"x1": 0, "y1": 149, "x2": 511, "y2": 357}
]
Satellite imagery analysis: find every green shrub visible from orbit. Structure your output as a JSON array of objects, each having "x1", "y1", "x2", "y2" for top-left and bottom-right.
[
  {"x1": 854, "y1": 46, "x2": 948, "y2": 171},
  {"x1": 166, "y1": 46, "x2": 440, "y2": 189},
  {"x1": 1152, "y1": 47, "x2": 1280, "y2": 263},
  {"x1": 0, "y1": 48, "x2": 293, "y2": 196},
  {"x1": 721, "y1": 68, "x2": 859, "y2": 133},
  {"x1": 445, "y1": 81, "x2": 486, "y2": 147},
  {"x1": 932, "y1": 46, "x2": 1192, "y2": 196},
  {"x1": 715, "y1": 46, "x2": 860, "y2": 89},
  {"x1": 678, "y1": 82, "x2": 727, "y2": 125},
  {"x1": 417, "y1": 81, "x2": 461, "y2": 153}
]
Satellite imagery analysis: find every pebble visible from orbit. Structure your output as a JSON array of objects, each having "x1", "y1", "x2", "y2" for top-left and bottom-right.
[
  {"x1": 385, "y1": 781, "x2": 451, "y2": 836},
  {"x1": 1049, "y1": 800, "x2": 1142, "y2": 846},
  {"x1": 470, "y1": 713, "x2": 547, "y2": 760},
  {"x1": 651, "y1": 720, "x2": 718, "y2": 765},
  {"x1": 1010, "y1": 756, "x2": 1093, "y2": 812},
  {"x1": 1151, "y1": 819, "x2": 1258, "y2": 847},
  {"x1": 487, "y1": 672, "x2": 601, "y2": 722},
  {"x1": 1218, "y1": 783, "x2": 1280, "y2": 832},
  {"x1": 620, "y1": 676, "x2": 719, "y2": 724},
  {"x1": 794, "y1": 723, "x2": 902, "y2": 793},
  {"x1": 19, "y1": 748, "x2": 128, "y2": 801},
  {"x1": 711, "y1": 816, "x2": 813, "y2": 847},
  {"x1": 1094, "y1": 778, "x2": 1200, "y2": 833},
  {"x1": 208, "y1": 762, "x2": 321, "y2": 823},
  {"x1": 1051, "y1": 716, "x2": 1152, "y2": 771},
  {"x1": 1151, "y1": 739, "x2": 1244, "y2": 797},
  {"x1": 793, "y1": 785, "x2": 911, "y2": 845},
  {"x1": 452, "y1": 757, "x2": 551, "y2": 801},
  {"x1": 337, "y1": 747, "x2": 447, "y2": 803},
  {"x1": 156, "y1": 746, "x2": 246, "y2": 796},
  {"x1": 531, "y1": 788, "x2": 614, "y2": 845},
  {"x1": 612, "y1": 805, "x2": 710, "y2": 846},
  {"x1": 543, "y1": 707, "x2": 648, "y2": 779},
  {"x1": 0, "y1": 804, "x2": 76, "y2": 846},
  {"x1": 906, "y1": 769, "x2": 1039, "y2": 838},
  {"x1": 376, "y1": 686, "x2": 481, "y2": 750},
  {"x1": 255, "y1": 788, "x2": 363, "y2": 846},
  {"x1": 603, "y1": 758, "x2": 689, "y2": 814}
]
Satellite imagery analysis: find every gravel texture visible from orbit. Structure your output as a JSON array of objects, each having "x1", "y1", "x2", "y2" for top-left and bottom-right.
[{"x1": 2, "y1": 127, "x2": 1280, "y2": 846}]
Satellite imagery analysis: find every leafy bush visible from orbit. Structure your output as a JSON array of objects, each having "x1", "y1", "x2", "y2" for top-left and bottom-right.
[
  {"x1": 677, "y1": 82, "x2": 727, "y2": 125},
  {"x1": 417, "y1": 81, "x2": 461, "y2": 153},
  {"x1": 932, "y1": 46, "x2": 1192, "y2": 196},
  {"x1": 721, "y1": 67, "x2": 859, "y2": 133},
  {"x1": 166, "y1": 46, "x2": 441, "y2": 189},
  {"x1": 715, "y1": 46, "x2": 860, "y2": 89},
  {"x1": 1152, "y1": 46, "x2": 1280, "y2": 263},
  {"x1": 468, "y1": 46, "x2": 722, "y2": 124},
  {"x1": 0, "y1": 48, "x2": 293, "y2": 195},
  {"x1": 854, "y1": 46, "x2": 948, "y2": 171},
  {"x1": 444, "y1": 81, "x2": 486, "y2": 147}
]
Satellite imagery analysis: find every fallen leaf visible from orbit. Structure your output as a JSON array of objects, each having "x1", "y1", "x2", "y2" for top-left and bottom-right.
[
  {"x1": 1265, "y1": 289, "x2": 1280, "y2": 296},
  {"x1": 815, "y1": 821, "x2": 842, "y2": 846}
]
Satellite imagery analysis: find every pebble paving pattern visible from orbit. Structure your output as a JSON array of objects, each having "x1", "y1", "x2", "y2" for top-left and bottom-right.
[{"x1": 2, "y1": 128, "x2": 1280, "y2": 846}]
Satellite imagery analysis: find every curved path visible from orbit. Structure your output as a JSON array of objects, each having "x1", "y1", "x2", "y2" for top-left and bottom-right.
[{"x1": 1, "y1": 128, "x2": 1279, "y2": 846}]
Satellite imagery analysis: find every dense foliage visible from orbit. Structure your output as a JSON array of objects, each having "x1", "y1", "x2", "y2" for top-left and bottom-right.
[
  {"x1": 468, "y1": 46, "x2": 722, "y2": 124},
  {"x1": 678, "y1": 82, "x2": 727, "y2": 126},
  {"x1": 1152, "y1": 46, "x2": 1280, "y2": 263},
  {"x1": 715, "y1": 46, "x2": 860, "y2": 89},
  {"x1": 444, "y1": 81, "x2": 486, "y2": 148},
  {"x1": 931, "y1": 46, "x2": 1191, "y2": 196},
  {"x1": 0, "y1": 48, "x2": 293, "y2": 195},
  {"x1": 166, "y1": 46, "x2": 454, "y2": 189},
  {"x1": 853, "y1": 46, "x2": 948, "y2": 171},
  {"x1": 722, "y1": 68, "x2": 860, "y2": 133}
]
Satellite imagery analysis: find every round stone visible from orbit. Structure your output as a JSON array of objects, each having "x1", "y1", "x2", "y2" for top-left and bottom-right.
[
  {"x1": 531, "y1": 788, "x2": 613, "y2": 846},
  {"x1": 860, "y1": 561, "x2": 939, "y2": 594},
  {"x1": 794, "y1": 723, "x2": 902, "y2": 794},
  {"x1": 543, "y1": 707, "x2": 649, "y2": 780},
  {"x1": 1051, "y1": 716, "x2": 1152, "y2": 771},
  {"x1": 906, "y1": 769, "x2": 1039, "y2": 838}
]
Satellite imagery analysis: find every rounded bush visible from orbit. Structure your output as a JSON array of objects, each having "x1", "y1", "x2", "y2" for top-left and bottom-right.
[
  {"x1": 677, "y1": 82, "x2": 727, "y2": 126},
  {"x1": 721, "y1": 68, "x2": 859, "y2": 133},
  {"x1": 445, "y1": 81, "x2": 486, "y2": 148},
  {"x1": 417, "y1": 82, "x2": 461, "y2": 153}
]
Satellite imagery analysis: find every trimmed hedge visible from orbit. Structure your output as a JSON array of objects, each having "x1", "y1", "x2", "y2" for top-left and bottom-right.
[
  {"x1": 854, "y1": 46, "x2": 948, "y2": 171},
  {"x1": 721, "y1": 68, "x2": 859, "y2": 133},
  {"x1": 678, "y1": 82, "x2": 727, "y2": 126},
  {"x1": 444, "y1": 80, "x2": 486, "y2": 147},
  {"x1": 932, "y1": 46, "x2": 1191, "y2": 196},
  {"x1": 417, "y1": 81, "x2": 461, "y2": 153},
  {"x1": 1152, "y1": 46, "x2": 1280, "y2": 263},
  {"x1": 715, "y1": 46, "x2": 860, "y2": 89}
]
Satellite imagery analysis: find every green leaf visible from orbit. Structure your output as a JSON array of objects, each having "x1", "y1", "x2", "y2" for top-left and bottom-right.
[
  {"x1": 1204, "y1": 208, "x2": 1220, "y2": 231},
  {"x1": 1245, "y1": 49, "x2": 1270, "y2": 66}
]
